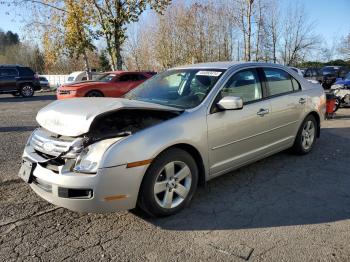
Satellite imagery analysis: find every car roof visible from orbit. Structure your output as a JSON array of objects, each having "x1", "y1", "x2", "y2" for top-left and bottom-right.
[
  {"x1": 105, "y1": 71, "x2": 149, "y2": 75},
  {"x1": 173, "y1": 61, "x2": 290, "y2": 70}
]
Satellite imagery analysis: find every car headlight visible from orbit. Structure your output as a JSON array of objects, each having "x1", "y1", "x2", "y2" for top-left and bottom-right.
[{"x1": 74, "y1": 137, "x2": 123, "y2": 174}]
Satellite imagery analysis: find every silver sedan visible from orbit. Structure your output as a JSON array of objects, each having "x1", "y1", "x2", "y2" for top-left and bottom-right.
[{"x1": 19, "y1": 62, "x2": 326, "y2": 217}]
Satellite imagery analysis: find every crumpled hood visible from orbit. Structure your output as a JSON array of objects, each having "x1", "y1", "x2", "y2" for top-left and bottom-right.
[{"x1": 36, "y1": 98, "x2": 182, "y2": 137}]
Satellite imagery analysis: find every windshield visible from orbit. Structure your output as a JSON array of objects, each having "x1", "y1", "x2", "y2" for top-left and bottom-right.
[
  {"x1": 98, "y1": 73, "x2": 116, "y2": 82},
  {"x1": 124, "y1": 69, "x2": 225, "y2": 109}
]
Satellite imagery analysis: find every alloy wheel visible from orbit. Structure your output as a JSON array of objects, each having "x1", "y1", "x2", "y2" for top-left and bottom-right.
[
  {"x1": 301, "y1": 120, "x2": 315, "y2": 150},
  {"x1": 21, "y1": 85, "x2": 34, "y2": 97},
  {"x1": 153, "y1": 161, "x2": 192, "y2": 209}
]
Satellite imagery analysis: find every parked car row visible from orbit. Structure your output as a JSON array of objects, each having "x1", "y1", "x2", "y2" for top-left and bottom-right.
[
  {"x1": 57, "y1": 71, "x2": 155, "y2": 99},
  {"x1": 302, "y1": 66, "x2": 349, "y2": 89},
  {"x1": 0, "y1": 64, "x2": 157, "y2": 98}
]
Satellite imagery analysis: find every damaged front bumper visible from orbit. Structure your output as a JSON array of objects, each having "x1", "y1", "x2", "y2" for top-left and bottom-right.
[{"x1": 20, "y1": 144, "x2": 147, "y2": 213}]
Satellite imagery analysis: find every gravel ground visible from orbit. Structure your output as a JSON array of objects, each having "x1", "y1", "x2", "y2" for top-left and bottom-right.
[{"x1": 1, "y1": 93, "x2": 350, "y2": 262}]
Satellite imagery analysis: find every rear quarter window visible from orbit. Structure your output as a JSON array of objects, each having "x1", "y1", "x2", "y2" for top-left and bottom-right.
[{"x1": 17, "y1": 67, "x2": 34, "y2": 76}]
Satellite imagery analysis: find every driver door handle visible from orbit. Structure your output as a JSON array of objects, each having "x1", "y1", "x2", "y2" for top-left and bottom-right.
[
  {"x1": 257, "y1": 108, "x2": 269, "y2": 116},
  {"x1": 299, "y1": 98, "x2": 306, "y2": 104}
]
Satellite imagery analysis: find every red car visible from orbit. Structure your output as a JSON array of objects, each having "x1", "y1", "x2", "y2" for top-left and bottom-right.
[{"x1": 57, "y1": 71, "x2": 155, "y2": 99}]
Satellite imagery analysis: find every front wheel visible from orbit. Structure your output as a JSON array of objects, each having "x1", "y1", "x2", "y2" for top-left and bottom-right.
[
  {"x1": 138, "y1": 148, "x2": 198, "y2": 217},
  {"x1": 20, "y1": 85, "x2": 34, "y2": 97},
  {"x1": 292, "y1": 115, "x2": 317, "y2": 155}
]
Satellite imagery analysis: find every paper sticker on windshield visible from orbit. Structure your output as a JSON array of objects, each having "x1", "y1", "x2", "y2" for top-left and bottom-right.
[{"x1": 196, "y1": 71, "x2": 222, "y2": 77}]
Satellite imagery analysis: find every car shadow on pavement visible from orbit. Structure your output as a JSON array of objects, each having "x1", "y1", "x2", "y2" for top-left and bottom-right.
[
  {"x1": 334, "y1": 114, "x2": 350, "y2": 120},
  {"x1": 0, "y1": 94, "x2": 56, "y2": 103},
  {"x1": 145, "y1": 127, "x2": 350, "y2": 231}
]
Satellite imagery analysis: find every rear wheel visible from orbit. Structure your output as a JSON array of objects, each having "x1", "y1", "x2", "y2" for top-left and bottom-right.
[
  {"x1": 138, "y1": 148, "x2": 198, "y2": 217},
  {"x1": 85, "y1": 90, "x2": 104, "y2": 97},
  {"x1": 292, "y1": 115, "x2": 317, "y2": 155},
  {"x1": 20, "y1": 85, "x2": 34, "y2": 97}
]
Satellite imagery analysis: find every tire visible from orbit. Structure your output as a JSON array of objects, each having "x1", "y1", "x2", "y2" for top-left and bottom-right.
[
  {"x1": 85, "y1": 90, "x2": 104, "y2": 97},
  {"x1": 138, "y1": 148, "x2": 198, "y2": 217},
  {"x1": 20, "y1": 84, "x2": 35, "y2": 97},
  {"x1": 333, "y1": 97, "x2": 341, "y2": 113},
  {"x1": 292, "y1": 115, "x2": 317, "y2": 155}
]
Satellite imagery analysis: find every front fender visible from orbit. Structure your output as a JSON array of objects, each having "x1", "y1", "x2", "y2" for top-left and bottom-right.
[{"x1": 100, "y1": 110, "x2": 209, "y2": 176}]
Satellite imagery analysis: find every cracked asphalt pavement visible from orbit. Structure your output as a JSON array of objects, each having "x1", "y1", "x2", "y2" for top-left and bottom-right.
[{"x1": 1, "y1": 93, "x2": 350, "y2": 261}]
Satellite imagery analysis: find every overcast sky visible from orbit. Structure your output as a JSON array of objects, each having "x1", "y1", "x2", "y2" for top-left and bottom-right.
[{"x1": 0, "y1": 0, "x2": 349, "y2": 48}]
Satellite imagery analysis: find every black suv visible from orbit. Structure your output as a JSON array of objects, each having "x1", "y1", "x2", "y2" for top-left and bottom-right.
[{"x1": 0, "y1": 64, "x2": 41, "y2": 97}]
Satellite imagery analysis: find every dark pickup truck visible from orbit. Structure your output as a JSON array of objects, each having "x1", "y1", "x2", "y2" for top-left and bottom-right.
[{"x1": 0, "y1": 64, "x2": 41, "y2": 97}]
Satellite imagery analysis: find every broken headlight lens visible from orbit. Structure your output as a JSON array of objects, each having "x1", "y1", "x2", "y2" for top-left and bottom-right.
[{"x1": 74, "y1": 137, "x2": 122, "y2": 174}]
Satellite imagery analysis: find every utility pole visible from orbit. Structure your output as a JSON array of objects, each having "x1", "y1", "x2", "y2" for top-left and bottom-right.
[{"x1": 237, "y1": 40, "x2": 240, "y2": 61}]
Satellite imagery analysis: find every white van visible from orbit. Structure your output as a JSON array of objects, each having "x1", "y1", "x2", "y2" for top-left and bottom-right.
[{"x1": 65, "y1": 71, "x2": 102, "y2": 84}]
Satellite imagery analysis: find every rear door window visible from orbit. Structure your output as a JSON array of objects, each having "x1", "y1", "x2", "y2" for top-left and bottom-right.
[
  {"x1": 137, "y1": 74, "x2": 148, "y2": 80},
  {"x1": 119, "y1": 74, "x2": 143, "y2": 82},
  {"x1": 17, "y1": 67, "x2": 34, "y2": 76},
  {"x1": 263, "y1": 68, "x2": 295, "y2": 96},
  {"x1": 0, "y1": 68, "x2": 18, "y2": 76}
]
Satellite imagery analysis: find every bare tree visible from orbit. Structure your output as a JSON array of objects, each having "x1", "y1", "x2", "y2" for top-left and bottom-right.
[
  {"x1": 338, "y1": 33, "x2": 350, "y2": 60},
  {"x1": 235, "y1": 0, "x2": 254, "y2": 61},
  {"x1": 262, "y1": 0, "x2": 279, "y2": 63},
  {"x1": 280, "y1": 3, "x2": 320, "y2": 66}
]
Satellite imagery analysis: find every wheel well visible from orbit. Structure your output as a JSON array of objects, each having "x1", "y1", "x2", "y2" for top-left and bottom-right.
[
  {"x1": 166, "y1": 144, "x2": 206, "y2": 187},
  {"x1": 307, "y1": 111, "x2": 321, "y2": 138},
  {"x1": 85, "y1": 89, "x2": 104, "y2": 96},
  {"x1": 20, "y1": 82, "x2": 33, "y2": 87}
]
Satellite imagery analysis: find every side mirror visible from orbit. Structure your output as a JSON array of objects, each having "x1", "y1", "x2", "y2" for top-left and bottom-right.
[{"x1": 217, "y1": 96, "x2": 243, "y2": 110}]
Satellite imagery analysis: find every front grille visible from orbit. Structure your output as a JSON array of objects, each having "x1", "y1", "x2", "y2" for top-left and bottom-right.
[{"x1": 30, "y1": 129, "x2": 74, "y2": 157}]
